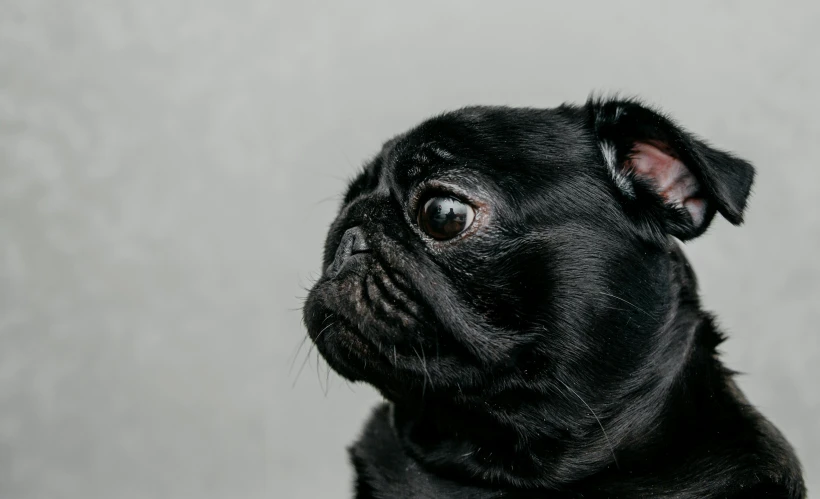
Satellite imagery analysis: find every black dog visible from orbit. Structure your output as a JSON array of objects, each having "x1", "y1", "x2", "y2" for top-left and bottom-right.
[{"x1": 302, "y1": 97, "x2": 805, "y2": 498}]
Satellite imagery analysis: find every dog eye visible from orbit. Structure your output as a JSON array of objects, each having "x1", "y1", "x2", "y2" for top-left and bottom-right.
[{"x1": 418, "y1": 196, "x2": 475, "y2": 240}]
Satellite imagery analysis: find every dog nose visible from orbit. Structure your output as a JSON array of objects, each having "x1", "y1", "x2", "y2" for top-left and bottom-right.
[{"x1": 325, "y1": 226, "x2": 371, "y2": 279}]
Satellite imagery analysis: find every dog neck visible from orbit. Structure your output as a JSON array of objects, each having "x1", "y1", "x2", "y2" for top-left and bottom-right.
[{"x1": 388, "y1": 241, "x2": 736, "y2": 490}]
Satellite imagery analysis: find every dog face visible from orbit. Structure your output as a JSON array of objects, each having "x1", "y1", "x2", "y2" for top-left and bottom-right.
[{"x1": 303, "y1": 98, "x2": 754, "y2": 404}]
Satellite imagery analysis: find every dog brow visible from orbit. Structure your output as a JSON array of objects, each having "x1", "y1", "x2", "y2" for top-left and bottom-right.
[{"x1": 413, "y1": 142, "x2": 455, "y2": 163}]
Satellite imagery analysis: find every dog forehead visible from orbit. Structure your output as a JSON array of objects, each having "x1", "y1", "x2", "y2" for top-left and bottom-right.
[
  {"x1": 378, "y1": 107, "x2": 595, "y2": 192},
  {"x1": 388, "y1": 139, "x2": 455, "y2": 180},
  {"x1": 390, "y1": 106, "x2": 517, "y2": 157},
  {"x1": 378, "y1": 109, "x2": 522, "y2": 184}
]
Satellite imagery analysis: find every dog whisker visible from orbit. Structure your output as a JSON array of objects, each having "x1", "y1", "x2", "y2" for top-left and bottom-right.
[
  {"x1": 288, "y1": 334, "x2": 312, "y2": 375},
  {"x1": 315, "y1": 349, "x2": 323, "y2": 393},
  {"x1": 421, "y1": 345, "x2": 429, "y2": 397},
  {"x1": 319, "y1": 355, "x2": 331, "y2": 398},
  {"x1": 412, "y1": 343, "x2": 432, "y2": 397},
  {"x1": 597, "y1": 291, "x2": 652, "y2": 317},
  {"x1": 292, "y1": 347, "x2": 313, "y2": 389},
  {"x1": 292, "y1": 321, "x2": 335, "y2": 388},
  {"x1": 312, "y1": 194, "x2": 343, "y2": 207},
  {"x1": 556, "y1": 378, "x2": 620, "y2": 470}
]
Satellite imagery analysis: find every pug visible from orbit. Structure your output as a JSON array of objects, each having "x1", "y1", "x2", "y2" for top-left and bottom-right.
[{"x1": 302, "y1": 97, "x2": 805, "y2": 498}]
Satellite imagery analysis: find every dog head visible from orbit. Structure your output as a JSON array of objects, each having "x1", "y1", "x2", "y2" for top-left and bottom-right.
[{"x1": 302, "y1": 98, "x2": 754, "y2": 404}]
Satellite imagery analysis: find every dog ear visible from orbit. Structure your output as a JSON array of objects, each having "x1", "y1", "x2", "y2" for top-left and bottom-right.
[{"x1": 588, "y1": 97, "x2": 755, "y2": 241}]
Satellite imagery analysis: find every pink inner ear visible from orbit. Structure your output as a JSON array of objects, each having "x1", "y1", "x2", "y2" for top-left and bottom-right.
[{"x1": 628, "y1": 142, "x2": 706, "y2": 227}]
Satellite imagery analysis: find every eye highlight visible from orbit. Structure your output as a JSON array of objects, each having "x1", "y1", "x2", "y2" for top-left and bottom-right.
[{"x1": 418, "y1": 196, "x2": 475, "y2": 240}]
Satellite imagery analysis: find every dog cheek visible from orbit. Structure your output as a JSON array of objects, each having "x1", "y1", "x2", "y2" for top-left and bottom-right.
[{"x1": 472, "y1": 251, "x2": 555, "y2": 329}]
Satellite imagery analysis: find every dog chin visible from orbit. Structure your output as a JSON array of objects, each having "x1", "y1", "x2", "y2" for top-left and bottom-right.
[
  {"x1": 303, "y1": 296, "x2": 381, "y2": 383},
  {"x1": 303, "y1": 266, "x2": 416, "y2": 388}
]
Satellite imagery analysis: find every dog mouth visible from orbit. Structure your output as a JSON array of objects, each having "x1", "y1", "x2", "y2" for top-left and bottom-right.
[
  {"x1": 304, "y1": 307, "x2": 406, "y2": 388},
  {"x1": 321, "y1": 314, "x2": 378, "y2": 357},
  {"x1": 304, "y1": 258, "x2": 427, "y2": 380}
]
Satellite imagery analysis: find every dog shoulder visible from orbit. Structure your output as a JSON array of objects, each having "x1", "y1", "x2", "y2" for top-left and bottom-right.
[{"x1": 722, "y1": 380, "x2": 806, "y2": 498}]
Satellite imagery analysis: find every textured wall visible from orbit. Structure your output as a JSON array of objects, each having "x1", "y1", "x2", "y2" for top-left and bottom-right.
[{"x1": 1, "y1": 1, "x2": 817, "y2": 497}]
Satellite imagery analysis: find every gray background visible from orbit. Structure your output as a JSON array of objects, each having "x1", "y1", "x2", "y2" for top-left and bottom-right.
[{"x1": 1, "y1": 1, "x2": 817, "y2": 497}]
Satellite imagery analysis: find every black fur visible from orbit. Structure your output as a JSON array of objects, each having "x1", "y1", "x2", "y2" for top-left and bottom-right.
[{"x1": 302, "y1": 97, "x2": 805, "y2": 498}]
